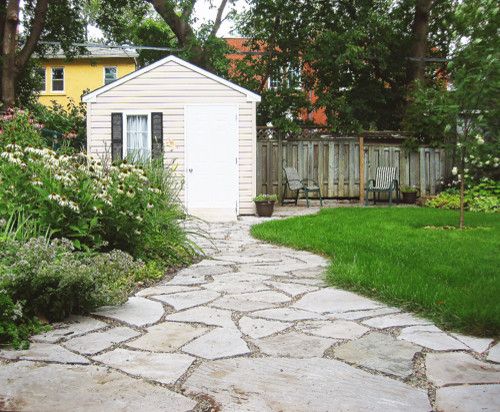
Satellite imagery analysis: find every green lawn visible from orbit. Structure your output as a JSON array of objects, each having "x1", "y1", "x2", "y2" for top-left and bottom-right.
[{"x1": 251, "y1": 207, "x2": 500, "y2": 337}]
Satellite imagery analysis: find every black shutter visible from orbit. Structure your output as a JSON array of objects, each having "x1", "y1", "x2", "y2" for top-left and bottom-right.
[
  {"x1": 151, "y1": 112, "x2": 163, "y2": 161},
  {"x1": 111, "y1": 113, "x2": 123, "y2": 162}
]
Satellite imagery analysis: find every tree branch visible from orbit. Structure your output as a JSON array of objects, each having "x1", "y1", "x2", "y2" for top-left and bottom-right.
[
  {"x1": 210, "y1": 0, "x2": 229, "y2": 37},
  {"x1": 146, "y1": 0, "x2": 197, "y2": 46},
  {"x1": 16, "y1": 0, "x2": 49, "y2": 69}
]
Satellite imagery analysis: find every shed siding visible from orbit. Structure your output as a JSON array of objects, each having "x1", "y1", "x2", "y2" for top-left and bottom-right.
[{"x1": 87, "y1": 60, "x2": 256, "y2": 215}]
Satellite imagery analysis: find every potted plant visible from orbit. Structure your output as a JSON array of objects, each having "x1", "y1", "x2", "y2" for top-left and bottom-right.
[
  {"x1": 254, "y1": 194, "x2": 278, "y2": 217},
  {"x1": 401, "y1": 186, "x2": 418, "y2": 204}
]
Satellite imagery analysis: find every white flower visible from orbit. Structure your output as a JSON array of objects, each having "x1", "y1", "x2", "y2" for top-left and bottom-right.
[
  {"x1": 147, "y1": 203, "x2": 154, "y2": 209},
  {"x1": 475, "y1": 134, "x2": 485, "y2": 145},
  {"x1": 451, "y1": 166, "x2": 458, "y2": 176}
]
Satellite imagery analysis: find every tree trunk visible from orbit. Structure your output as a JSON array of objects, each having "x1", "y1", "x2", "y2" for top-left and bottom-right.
[
  {"x1": 459, "y1": 146, "x2": 465, "y2": 229},
  {"x1": 1, "y1": 0, "x2": 20, "y2": 108},
  {"x1": 408, "y1": 0, "x2": 434, "y2": 83}
]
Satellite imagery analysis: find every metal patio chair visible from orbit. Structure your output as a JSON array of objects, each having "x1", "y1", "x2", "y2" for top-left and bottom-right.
[
  {"x1": 282, "y1": 166, "x2": 323, "y2": 207},
  {"x1": 365, "y1": 166, "x2": 400, "y2": 205}
]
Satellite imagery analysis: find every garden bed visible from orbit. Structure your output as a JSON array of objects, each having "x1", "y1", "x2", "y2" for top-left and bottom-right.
[{"x1": 251, "y1": 207, "x2": 500, "y2": 337}]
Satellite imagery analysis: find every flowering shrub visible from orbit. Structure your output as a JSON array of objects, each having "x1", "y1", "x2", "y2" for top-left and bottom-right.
[
  {"x1": 0, "y1": 144, "x2": 196, "y2": 263},
  {"x1": 32, "y1": 100, "x2": 87, "y2": 151},
  {"x1": 0, "y1": 108, "x2": 45, "y2": 150},
  {"x1": 0, "y1": 237, "x2": 143, "y2": 322}
]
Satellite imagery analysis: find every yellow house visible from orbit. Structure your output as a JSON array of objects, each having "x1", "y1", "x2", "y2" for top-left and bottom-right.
[{"x1": 38, "y1": 47, "x2": 138, "y2": 107}]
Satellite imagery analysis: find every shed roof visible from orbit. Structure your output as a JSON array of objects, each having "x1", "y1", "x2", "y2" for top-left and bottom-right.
[{"x1": 82, "y1": 55, "x2": 261, "y2": 103}]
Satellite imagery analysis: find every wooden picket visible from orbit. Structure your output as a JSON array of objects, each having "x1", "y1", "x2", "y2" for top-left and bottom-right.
[{"x1": 256, "y1": 128, "x2": 447, "y2": 199}]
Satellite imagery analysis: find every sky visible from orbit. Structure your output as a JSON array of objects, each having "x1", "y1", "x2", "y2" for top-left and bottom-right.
[{"x1": 87, "y1": 0, "x2": 247, "y2": 41}]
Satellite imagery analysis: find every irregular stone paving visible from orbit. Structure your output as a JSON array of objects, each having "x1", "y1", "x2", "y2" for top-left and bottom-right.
[{"x1": 1, "y1": 215, "x2": 499, "y2": 411}]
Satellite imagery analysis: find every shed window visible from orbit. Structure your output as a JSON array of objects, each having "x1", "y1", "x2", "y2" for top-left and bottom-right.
[
  {"x1": 126, "y1": 114, "x2": 150, "y2": 161},
  {"x1": 52, "y1": 67, "x2": 64, "y2": 91},
  {"x1": 104, "y1": 67, "x2": 117, "y2": 85}
]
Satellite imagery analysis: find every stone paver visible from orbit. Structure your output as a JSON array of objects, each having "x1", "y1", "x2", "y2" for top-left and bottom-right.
[
  {"x1": 450, "y1": 333, "x2": 494, "y2": 353},
  {"x1": 182, "y1": 327, "x2": 251, "y2": 359},
  {"x1": 0, "y1": 361, "x2": 196, "y2": 411},
  {"x1": 126, "y1": 322, "x2": 208, "y2": 352},
  {"x1": 203, "y1": 279, "x2": 270, "y2": 294},
  {"x1": 251, "y1": 307, "x2": 325, "y2": 321},
  {"x1": 299, "y1": 319, "x2": 369, "y2": 340},
  {"x1": 183, "y1": 357, "x2": 431, "y2": 411},
  {"x1": 362, "y1": 313, "x2": 431, "y2": 329},
  {"x1": 236, "y1": 290, "x2": 291, "y2": 303},
  {"x1": 0, "y1": 343, "x2": 89, "y2": 364},
  {"x1": 93, "y1": 297, "x2": 164, "y2": 327},
  {"x1": 238, "y1": 316, "x2": 292, "y2": 339},
  {"x1": 334, "y1": 307, "x2": 401, "y2": 320},
  {"x1": 335, "y1": 332, "x2": 420, "y2": 378},
  {"x1": 398, "y1": 325, "x2": 469, "y2": 351},
  {"x1": 93, "y1": 348, "x2": 195, "y2": 385},
  {"x1": 165, "y1": 306, "x2": 236, "y2": 328},
  {"x1": 264, "y1": 281, "x2": 318, "y2": 296},
  {"x1": 487, "y1": 342, "x2": 500, "y2": 363},
  {"x1": 152, "y1": 289, "x2": 220, "y2": 310},
  {"x1": 135, "y1": 285, "x2": 196, "y2": 297},
  {"x1": 1, "y1": 216, "x2": 496, "y2": 410},
  {"x1": 435, "y1": 385, "x2": 500, "y2": 412},
  {"x1": 63, "y1": 327, "x2": 140, "y2": 355},
  {"x1": 293, "y1": 288, "x2": 381, "y2": 314},
  {"x1": 210, "y1": 295, "x2": 276, "y2": 312},
  {"x1": 253, "y1": 331, "x2": 336, "y2": 358},
  {"x1": 426, "y1": 352, "x2": 500, "y2": 386},
  {"x1": 31, "y1": 315, "x2": 107, "y2": 343}
]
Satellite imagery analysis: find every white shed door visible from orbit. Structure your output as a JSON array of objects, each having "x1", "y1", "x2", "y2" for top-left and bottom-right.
[{"x1": 185, "y1": 105, "x2": 238, "y2": 221}]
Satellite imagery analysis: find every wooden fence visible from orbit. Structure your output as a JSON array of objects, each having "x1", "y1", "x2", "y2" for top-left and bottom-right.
[{"x1": 256, "y1": 128, "x2": 448, "y2": 200}]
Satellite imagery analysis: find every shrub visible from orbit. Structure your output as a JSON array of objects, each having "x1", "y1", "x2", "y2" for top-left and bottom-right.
[
  {"x1": 0, "y1": 145, "x2": 197, "y2": 263},
  {"x1": 0, "y1": 237, "x2": 142, "y2": 321},
  {"x1": 0, "y1": 108, "x2": 45, "y2": 150},
  {"x1": 426, "y1": 181, "x2": 499, "y2": 213},
  {"x1": 32, "y1": 100, "x2": 87, "y2": 151},
  {"x1": 0, "y1": 289, "x2": 46, "y2": 349}
]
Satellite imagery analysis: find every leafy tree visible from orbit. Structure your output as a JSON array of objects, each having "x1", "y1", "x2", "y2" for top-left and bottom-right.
[
  {"x1": 405, "y1": 0, "x2": 499, "y2": 227},
  {"x1": 0, "y1": 0, "x2": 87, "y2": 108},
  {"x1": 88, "y1": 0, "x2": 236, "y2": 71},
  {"x1": 233, "y1": 0, "x2": 457, "y2": 132}
]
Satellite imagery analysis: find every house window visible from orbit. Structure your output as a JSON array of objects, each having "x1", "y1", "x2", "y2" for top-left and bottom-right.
[
  {"x1": 51, "y1": 67, "x2": 64, "y2": 92},
  {"x1": 104, "y1": 67, "x2": 117, "y2": 85},
  {"x1": 37, "y1": 67, "x2": 46, "y2": 92},
  {"x1": 125, "y1": 114, "x2": 150, "y2": 161},
  {"x1": 268, "y1": 64, "x2": 302, "y2": 90}
]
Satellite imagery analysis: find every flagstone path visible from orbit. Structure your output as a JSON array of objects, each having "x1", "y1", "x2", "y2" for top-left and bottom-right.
[{"x1": 1, "y1": 215, "x2": 499, "y2": 411}]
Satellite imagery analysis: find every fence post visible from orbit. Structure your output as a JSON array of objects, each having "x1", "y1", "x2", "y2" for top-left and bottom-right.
[
  {"x1": 277, "y1": 134, "x2": 283, "y2": 200},
  {"x1": 359, "y1": 136, "x2": 365, "y2": 204}
]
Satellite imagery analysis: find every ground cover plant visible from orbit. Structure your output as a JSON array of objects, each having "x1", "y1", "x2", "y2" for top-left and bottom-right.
[
  {"x1": 251, "y1": 207, "x2": 500, "y2": 337},
  {"x1": 0, "y1": 109, "x2": 198, "y2": 348}
]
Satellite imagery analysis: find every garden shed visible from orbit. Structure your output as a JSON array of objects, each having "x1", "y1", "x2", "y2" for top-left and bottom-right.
[{"x1": 83, "y1": 55, "x2": 261, "y2": 221}]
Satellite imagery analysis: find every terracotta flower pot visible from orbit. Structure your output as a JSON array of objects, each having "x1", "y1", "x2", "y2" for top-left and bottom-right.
[
  {"x1": 402, "y1": 191, "x2": 418, "y2": 204},
  {"x1": 255, "y1": 200, "x2": 275, "y2": 217}
]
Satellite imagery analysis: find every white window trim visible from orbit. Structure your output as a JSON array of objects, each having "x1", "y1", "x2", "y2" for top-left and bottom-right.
[
  {"x1": 122, "y1": 111, "x2": 152, "y2": 160},
  {"x1": 103, "y1": 66, "x2": 118, "y2": 85},
  {"x1": 51, "y1": 67, "x2": 65, "y2": 93},
  {"x1": 267, "y1": 64, "x2": 302, "y2": 91}
]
